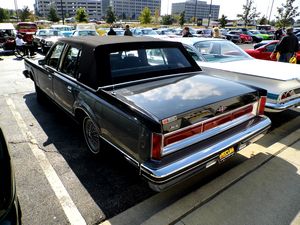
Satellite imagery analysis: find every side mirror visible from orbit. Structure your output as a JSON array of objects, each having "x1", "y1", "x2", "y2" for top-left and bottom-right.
[{"x1": 38, "y1": 59, "x2": 46, "y2": 65}]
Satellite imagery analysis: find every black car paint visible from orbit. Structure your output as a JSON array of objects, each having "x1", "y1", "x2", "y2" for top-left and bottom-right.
[
  {"x1": 23, "y1": 36, "x2": 270, "y2": 190},
  {"x1": 0, "y1": 128, "x2": 22, "y2": 225}
]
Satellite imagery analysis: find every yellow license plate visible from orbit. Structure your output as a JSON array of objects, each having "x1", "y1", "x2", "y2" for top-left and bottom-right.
[{"x1": 219, "y1": 147, "x2": 235, "y2": 161}]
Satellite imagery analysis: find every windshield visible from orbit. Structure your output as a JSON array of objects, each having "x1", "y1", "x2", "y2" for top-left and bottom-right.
[
  {"x1": 38, "y1": 30, "x2": 62, "y2": 36},
  {"x1": 194, "y1": 40, "x2": 252, "y2": 63},
  {"x1": 77, "y1": 30, "x2": 97, "y2": 36},
  {"x1": 51, "y1": 26, "x2": 72, "y2": 31},
  {"x1": 141, "y1": 29, "x2": 157, "y2": 35}
]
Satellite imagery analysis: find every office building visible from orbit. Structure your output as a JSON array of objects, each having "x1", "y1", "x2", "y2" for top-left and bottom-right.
[
  {"x1": 172, "y1": 0, "x2": 220, "y2": 22},
  {"x1": 35, "y1": 0, "x2": 102, "y2": 20},
  {"x1": 35, "y1": 0, "x2": 161, "y2": 21},
  {"x1": 107, "y1": 0, "x2": 161, "y2": 20}
]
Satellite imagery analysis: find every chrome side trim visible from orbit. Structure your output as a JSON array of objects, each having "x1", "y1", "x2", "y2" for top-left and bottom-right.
[
  {"x1": 265, "y1": 97, "x2": 300, "y2": 112},
  {"x1": 162, "y1": 113, "x2": 255, "y2": 156},
  {"x1": 140, "y1": 116, "x2": 271, "y2": 184}
]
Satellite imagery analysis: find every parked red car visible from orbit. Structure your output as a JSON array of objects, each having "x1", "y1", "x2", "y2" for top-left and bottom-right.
[
  {"x1": 245, "y1": 40, "x2": 300, "y2": 63},
  {"x1": 228, "y1": 30, "x2": 252, "y2": 43}
]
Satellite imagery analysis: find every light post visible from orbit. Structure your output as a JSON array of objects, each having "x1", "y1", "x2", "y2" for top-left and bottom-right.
[
  {"x1": 207, "y1": 0, "x2": 212, "y2": 27},
  {"x1": 194, "y1": 0, "x2": 198, "y2": 25},
  {"x1": 60, "y1": 0, "x2": 64, "y2": 24},
  {"x1": 14, "y1": 0, "x2": 19, "y2": 22},
  {"x1": 268, "y1": 0, "x2": 274, "y2": 23}
]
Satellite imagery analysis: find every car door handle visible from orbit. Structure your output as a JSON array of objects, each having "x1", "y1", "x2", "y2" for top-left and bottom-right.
[
  {"x1": 48, "y1": 75, "x2": 52, "y2": 80},
  {"x1": 67, "y1": 86, "x2": 72, "y2": 93}
]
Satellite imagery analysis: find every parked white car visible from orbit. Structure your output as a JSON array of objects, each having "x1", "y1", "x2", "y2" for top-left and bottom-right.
[{"x1": 168, "y1": 37, "x2": 300, "y2": 112}]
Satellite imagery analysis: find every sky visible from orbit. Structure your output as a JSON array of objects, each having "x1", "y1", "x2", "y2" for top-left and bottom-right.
[{"x1": 0, "y1": 0, "x2": 299, "y2": 20}]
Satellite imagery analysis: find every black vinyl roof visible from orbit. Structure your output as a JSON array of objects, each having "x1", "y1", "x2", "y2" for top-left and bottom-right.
[{"x1": 59, "y1": 36, "x2": 171, "y2": 49}]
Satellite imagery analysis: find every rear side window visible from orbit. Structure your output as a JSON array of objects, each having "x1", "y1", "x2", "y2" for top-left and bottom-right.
[
  {"x1": 46, "y1": 42, "x2": 64, "y2": 69},
  {"x1": 109, "y1": 47, "x2": 192, "y2": 78},
  {"x1": 61, "y1": 46, "x2": 81, "y2": 78}
]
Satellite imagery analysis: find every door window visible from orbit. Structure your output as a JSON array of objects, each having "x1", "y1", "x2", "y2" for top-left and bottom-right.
[
  {"x1": 46, "y1": 42, "x2": 64, "y2": 69},
  {"x1": 61, "y1": 46, "x2": 81, "y2": 77}
]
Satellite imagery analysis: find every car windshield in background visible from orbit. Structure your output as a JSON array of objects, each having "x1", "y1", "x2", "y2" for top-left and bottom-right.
[
  {"x1": 38, "y1": 30, "x2": 62, "y2": 36},
  {"x1": 110, "y1": 47, "x2": 192, "y2": 78},
  {"x1": 77, "y1": 30, "x2": 97, "y2": 36},
  {"x1": 194, "y1": 40, "x2": 252, "y2": 62},
  {"x1": 141, "y1": 29, "x2": 157, "y2": 35}
]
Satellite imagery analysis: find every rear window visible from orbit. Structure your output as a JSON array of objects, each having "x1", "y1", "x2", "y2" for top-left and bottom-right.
[{"x1": 109, "y1": 47, "x2": 192, "y2": 78}]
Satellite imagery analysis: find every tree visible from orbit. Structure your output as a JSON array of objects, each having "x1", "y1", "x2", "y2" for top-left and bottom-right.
[
  {"x1": 179, "y1": 11, "x2": 185, "y2": 27},
  {"x1": 75, "y1": 7, "x2": 88, "y2": 23},
  {"x1": 237, "y1": 0, "x2": 260, "y2": 27},
  {"x1": 218, "y1": 14, "x2": 227, "y2": 28},
  {"x1": 48, "y1": 7, "x2": 60, "y2": 22},
  {"x1": 154, "y1": 8, "x2": 160, "y2": 24},
  {"x1": 161, "y1": 15, "x2": 173, "y2": 25},
  {"x1": 105, "y1": 6, "x2": 116, "y2": 24},
  {"x1": 19, "y1": 6, "x2": 31, "y2": 21},
  {"x1": 258, "y1": 16, "x2": 268, "y2": 25},
  {"x1": 172, "y1": 14, "x2": 180, "y2": 24},
  {"x1": 275, "y1": 0, "x2": 300, "y2": 27},
  {"x1": 139, "y1": 7, "x2": 151, "y2": 24},
  {"x1": 190, "y1": 16, "x2": 196, "y2": 24},
  {"x1": 0, "y1": 8, "x2": 9, "y2": 22}
]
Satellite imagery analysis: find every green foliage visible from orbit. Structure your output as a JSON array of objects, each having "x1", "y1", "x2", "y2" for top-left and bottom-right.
[
  {"x1": 179, "y1": 11, "x2": 185, "y2": 27},
  {"x1": 105, "y1": 6, "x2": 116, "y2": 24},
  {"x1": 219, "y1": 14, "x2": 227, "y2": 28},
  {"x1": 75, "y1": 7, "x2": 88, "y2": 23},
  {"x1": 139, "y1": 7, "x2": 152, "y2": 24},
  {"x1": 258, "y1": 16, "x2": 268, "y2": 25},
  {"x1": 19, "y1": 6, "x2": 31, "y2": 22},
  {"x1": 48, "y1": 7, "x2": 60, "y2": 22},
  {"x1": 161, "y1": 15, "x2": 173, "y2": 25},
  {"x1": 237, "y1": 0, "x2": 260, "y2": 26},
  {"x1": 154, "y1": 8, "x2": 160, "y2": 24},
  {"x1": 275, "y1": 0, "x2": 300, "y2": 27},
  {"x1": 0, "y1": 8, "x2": 9, "y2": 22}
]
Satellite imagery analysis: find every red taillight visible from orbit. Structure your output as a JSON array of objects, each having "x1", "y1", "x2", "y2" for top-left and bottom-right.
[
  {"x1": 258, "y1": 96, "x2": 266, "y2": 115},
  {"x1": 281, "y1": 91, "x2": 293, "y2": 100},
  {"x1": 164, "y1": 125, "x2": 203, "y2": 146},
  {"x1": 232, "y1": 105, "x2": 253, "y2": 118},
  {"x1": 163, "y1": 105, "x2": 254, "y2": 147},
  {"x1": 203, "y1": 114, "x2": 232, "y2": 132},
  {"x1": 151, "y1": 133, "x2": 163, "y2": 160}
]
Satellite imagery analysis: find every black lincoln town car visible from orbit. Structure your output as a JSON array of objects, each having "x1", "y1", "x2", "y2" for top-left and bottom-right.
[
  {"x1": 0, "y1": 128, "x2": 22, "y2": 225},
  {"x1": 23, "y1": 36, "x2": 271, "y2": 191}
]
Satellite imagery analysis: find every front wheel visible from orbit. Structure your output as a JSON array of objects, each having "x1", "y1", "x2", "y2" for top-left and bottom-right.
[{"x1": 83, "y1": 116, "x2": 101, "y2": 154}]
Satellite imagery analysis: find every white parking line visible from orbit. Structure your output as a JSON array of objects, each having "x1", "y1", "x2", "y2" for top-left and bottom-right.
[{"x1": 6, "y1": 98, "x2": 86, "y2": 225}]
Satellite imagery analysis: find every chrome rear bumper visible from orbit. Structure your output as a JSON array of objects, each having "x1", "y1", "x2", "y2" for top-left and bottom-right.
[
  {"x1": 266, "y1": 97, "x2": 300, "y2": 112},
  {"x1": 140, "y1": 116, "x2": 271, "y2": 191}
]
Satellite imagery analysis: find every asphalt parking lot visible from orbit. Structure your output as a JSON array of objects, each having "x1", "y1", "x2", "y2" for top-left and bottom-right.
[{"x1": 0, "y1": 46, "x2": 299, "y2": 225}]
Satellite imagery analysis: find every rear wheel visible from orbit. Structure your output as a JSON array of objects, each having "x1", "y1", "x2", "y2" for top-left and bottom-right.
[{"x1": 83, "y1": 116, "x2": 101, "y2": 154}]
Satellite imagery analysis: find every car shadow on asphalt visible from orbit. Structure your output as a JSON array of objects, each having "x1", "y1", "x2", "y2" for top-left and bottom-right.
[
  {"x1": 22, "y1": 93, "x2": 155, "y2": 219},
  {"x1": 22, "y1": 92, "x2": 299, "y2": 221}
]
